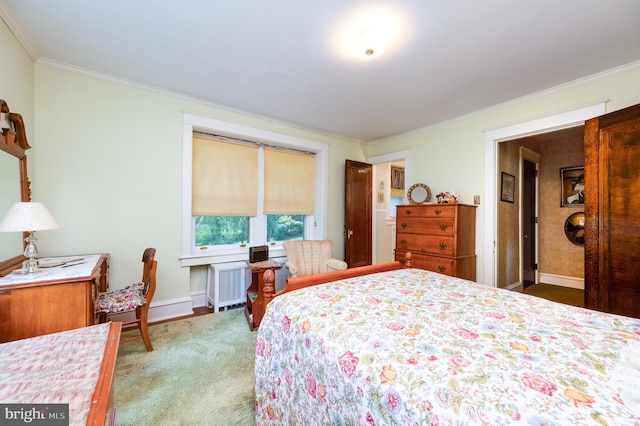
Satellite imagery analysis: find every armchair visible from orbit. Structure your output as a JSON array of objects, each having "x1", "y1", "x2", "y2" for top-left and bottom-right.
[{"x1": 282, "y1": 240, "x2": 347, "y2": 278}]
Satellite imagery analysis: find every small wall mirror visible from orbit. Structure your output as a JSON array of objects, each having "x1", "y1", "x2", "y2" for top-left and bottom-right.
[
  {"x1": 407, "y1": 183, "x2": 432, "y2": 204},
  {"x1": 564, "y1": 212, "x2": 585, "y2": 246}
]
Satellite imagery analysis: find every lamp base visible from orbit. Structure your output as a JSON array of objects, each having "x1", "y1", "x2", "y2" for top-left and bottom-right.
[
  {"x1": 18, "y1": 257, "x2": 42, "y2": 274},
  {"x1": 20, "y1": 233, "x2": 42, "y2": 274}
]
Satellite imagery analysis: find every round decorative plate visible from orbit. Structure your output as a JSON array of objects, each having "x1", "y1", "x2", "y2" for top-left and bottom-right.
[{"x1": 407, "y1": 183, "x2": 432, "y2": 204}]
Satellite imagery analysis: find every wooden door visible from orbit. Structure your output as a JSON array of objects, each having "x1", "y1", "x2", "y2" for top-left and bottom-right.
[
  {"x1": 344, "y1": 160, "x2": 372, "y2": 267},
  {"x1": 584, "y1": 103, "x2": 640, "y2": 318},
  {"x1": 522, "y1": 159, "x2": 537, "y2": 288}
]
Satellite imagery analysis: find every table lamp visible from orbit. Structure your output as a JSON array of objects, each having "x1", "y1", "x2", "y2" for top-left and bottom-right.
[{"x1": 0, "y1": 202, "x2": 60, "y2": 273}]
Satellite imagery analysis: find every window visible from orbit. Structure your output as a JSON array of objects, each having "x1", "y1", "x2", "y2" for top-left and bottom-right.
[{"x1": 181, "y1": 113, "x2": 329, "y2": 265}]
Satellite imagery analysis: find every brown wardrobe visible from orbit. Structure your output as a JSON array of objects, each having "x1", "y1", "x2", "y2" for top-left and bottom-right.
[{"x1": 584, "y1": 103, "x2": 640, "y2": 319}]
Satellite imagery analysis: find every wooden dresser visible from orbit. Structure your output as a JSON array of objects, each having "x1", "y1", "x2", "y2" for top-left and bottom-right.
[
  {"x1": 395, "y1": 204, "x2": 476, "y2": 281},
  {"x1": 0, "y1": 254, "x2": 109, "y2": 343}
]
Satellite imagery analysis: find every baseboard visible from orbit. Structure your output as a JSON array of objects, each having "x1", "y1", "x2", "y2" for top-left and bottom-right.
[
  {"x1": 107, "y1": 296, "x2": 195, "y2": 324},
  {"x1": 538, "y1": 273, "x2": 584, "y2": 290},
  {"x1": 191, "y1": 289, "x2": 207, "y2": 309},
  {"x1": 505, "y1": 282, "x2": 523, "y2": 291}
]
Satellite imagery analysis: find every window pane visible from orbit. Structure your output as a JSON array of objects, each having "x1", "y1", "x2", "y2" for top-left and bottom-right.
[
  {"x1": 389, "y1": 196, "x2": 404, "y2": 217},
  {"x1": 195, "y1": 216, "x2": 249, "y2": 246},
  {"x1": 267, "y1": 214, "x2": 305, "y2": 242}
]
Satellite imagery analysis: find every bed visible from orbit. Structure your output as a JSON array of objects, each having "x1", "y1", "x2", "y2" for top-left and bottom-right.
[
  {"x1": 0, "y1": 322, "x2": 121, "y2": 426},
  {"x1": 255, "y1": 261, "x2": 640, "y2": 425}
]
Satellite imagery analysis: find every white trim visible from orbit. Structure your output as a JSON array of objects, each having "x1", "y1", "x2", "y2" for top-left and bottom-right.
[
  {"x1": 108, "y1": 297, "x2": 194, "y2": 324},
  {"x1": 181, "y1": 112, "x2": 329, "y2": 266},
  {"x1": 538, "y1": 273, "x2": 584, "y2": 290},
  {"x1": 0, "y1": 1, "x2": 39, "y2": 60},
  {"x1": 483, "y1": 102, "x2": 606, "y2": 287},
  {"x1": 370, "y1": 60, "x2": 640, "y2": 145},
  {"x1": 191, "y1": 290, "x2": 208, "y2": 309},
  {"x1": 505, "y1": 282, "x2": 523, "y2": 291}
]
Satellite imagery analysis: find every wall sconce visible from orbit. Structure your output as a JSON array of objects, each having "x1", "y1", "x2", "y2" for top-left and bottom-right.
[{"x1": 0, "y1": 202, "x2": 60, "y2": 273}]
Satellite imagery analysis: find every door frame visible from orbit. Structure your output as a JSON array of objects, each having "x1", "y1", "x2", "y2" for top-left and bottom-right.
[
  {"x1": 519, "y1": 147, "x2": 541, "y2": 287},
  {"x1": 483, "y1": 102, "x2": 606, "y2": 287}
]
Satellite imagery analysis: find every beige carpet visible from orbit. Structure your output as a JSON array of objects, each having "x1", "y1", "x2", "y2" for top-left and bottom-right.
[{"x1": 113, "y1": 308, "x2": 257, "y2": 425}]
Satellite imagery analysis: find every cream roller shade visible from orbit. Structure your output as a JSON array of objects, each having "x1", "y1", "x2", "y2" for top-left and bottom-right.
[
  {"x1": 192, "y1": 136, "x2": 258, "y2": 216},
  {"x1": 264, "y1": 148, "x2": 314, "y2": 215}
]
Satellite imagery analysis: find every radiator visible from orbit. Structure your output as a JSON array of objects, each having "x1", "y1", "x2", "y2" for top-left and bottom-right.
[{"x1": 207, "y1": 258, "x2": 289, "y2": 313}]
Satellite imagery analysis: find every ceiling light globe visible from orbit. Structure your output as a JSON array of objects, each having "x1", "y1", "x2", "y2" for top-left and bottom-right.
[{"x1": 349, "y1": 28, "x2": 389, "y2": 60}]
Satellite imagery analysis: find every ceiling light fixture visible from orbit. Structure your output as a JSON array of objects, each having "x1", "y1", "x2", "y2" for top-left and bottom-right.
[{"x1": 349, "y1": 28, "x2": 389, "y2": 60}]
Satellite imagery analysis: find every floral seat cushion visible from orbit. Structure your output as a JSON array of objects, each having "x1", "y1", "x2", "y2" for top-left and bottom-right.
[{"x1": 97, "y1": 282, "x2": 146, "y2": 314}]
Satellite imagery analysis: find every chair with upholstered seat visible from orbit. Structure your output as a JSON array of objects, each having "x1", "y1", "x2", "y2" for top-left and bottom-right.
[
  {"x1": 282, "y1": 240, "x2": 347, "y2": 278},
  {"x1": 97, "y1": 248, "x2": 157, "y2": 351}
]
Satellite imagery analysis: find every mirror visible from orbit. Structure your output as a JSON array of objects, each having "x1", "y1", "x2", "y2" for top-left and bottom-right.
[
  {"x1": 564, "y1": 212, "x2": 585, "y2": 246},
  {"x1": 0, "y1": 99, "x2": 31, "y2": 276},
  {"x1": 407, "y1": 183, "x2": 432, "y2": 204},
  {"x1": 0, "y1": 154, "x2": 21, "y2": 260}
]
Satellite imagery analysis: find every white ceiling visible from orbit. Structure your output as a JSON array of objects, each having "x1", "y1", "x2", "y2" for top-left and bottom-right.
[{"x1": 2, "y1": 1, "x2": 640, "y2": 142}]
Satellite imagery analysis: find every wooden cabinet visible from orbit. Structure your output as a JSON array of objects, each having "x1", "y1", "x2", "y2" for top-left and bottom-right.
[
  {"x1": 0, "y1": 254, "x2": 109, "y2": 342},
  {"x1": 584, "y1": 103, "x2": 640, "y2": 319},
  {"x1": 395, "y1": 204, "x2": 476, "y2": 281}
]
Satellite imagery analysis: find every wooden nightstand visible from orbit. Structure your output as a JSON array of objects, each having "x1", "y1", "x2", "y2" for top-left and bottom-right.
[{"x1": 244, "y1": 259, "x2": 282, "y2": 330}]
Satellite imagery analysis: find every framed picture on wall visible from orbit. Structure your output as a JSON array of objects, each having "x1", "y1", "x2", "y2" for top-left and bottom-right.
[
  {"x1": 501, "y1": 172, "x2": 515, "y2": 203},
  {"x1": 560, "y1": 166, "x2": 585, "y2": 207},
  {"x1": 391, "y1": 167, "x2": 405, "y2": 189}
]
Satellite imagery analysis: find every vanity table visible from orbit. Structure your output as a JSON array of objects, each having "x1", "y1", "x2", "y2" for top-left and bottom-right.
[{"x1": 0, "y1": 254, "x2": 109, "y2": 343}]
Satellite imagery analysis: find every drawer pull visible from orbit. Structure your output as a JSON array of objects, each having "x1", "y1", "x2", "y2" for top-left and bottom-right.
[
  {"x1": 405, "y1": 210, "x2": 412, "y2": 215},
  {"x1": 434, "y1": 209, "x2": 441, "y2": 215},
  {"x1": 400, "y1": 239, "x2": 407, "y2": 244},
  {"x1": 439, "y1": 242, "x2": 448, "y2": 250},
  {"x1": 439, "y1": 224, "x2": 448, "y2": 231},
  {"x1": 401, "y1": 223, "x2": 407, "y2": 229},
  {"x1": 438, "y1": 265, "x2": 447, "y2": 273}
]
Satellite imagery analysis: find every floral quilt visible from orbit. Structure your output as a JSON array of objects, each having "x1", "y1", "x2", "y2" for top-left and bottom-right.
[
  {"x1": 0, "y1": 323, "x2": 112, "y2": 426},
  {"x1": 255, "y1": 268, "x2": 640, "y2": 425}
]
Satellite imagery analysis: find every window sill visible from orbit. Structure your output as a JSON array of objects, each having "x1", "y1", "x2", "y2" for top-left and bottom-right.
[{"x1": 180, "y1": 246, "x2": 286, "y2": 267}]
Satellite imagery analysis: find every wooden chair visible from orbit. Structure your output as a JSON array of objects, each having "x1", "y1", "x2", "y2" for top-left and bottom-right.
[
  {"x1": 97, "y1": 248, "x2": 157, "y2": 351},
  {"x1": 282, "y1": 240, "x2": 347, "y2": 278}
]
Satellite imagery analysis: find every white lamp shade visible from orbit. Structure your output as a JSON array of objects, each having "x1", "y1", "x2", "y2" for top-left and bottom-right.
[{"x1": 0, "y1": 202, "x2": 61, "y2": 232}]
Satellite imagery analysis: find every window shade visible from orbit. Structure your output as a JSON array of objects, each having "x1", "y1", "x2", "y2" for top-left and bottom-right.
[
  {"x1": 192, "y1": 136, "x2": 258, "y2": 216},
  {"x1": 264, "y1": 148, "x2": 314, "y2": 215}
]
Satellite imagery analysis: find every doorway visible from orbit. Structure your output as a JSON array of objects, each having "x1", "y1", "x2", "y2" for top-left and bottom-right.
[
  {"x1": 483, "y1": 103, "x2": 606, "y2": 287},
  {"x1": 367, "y1": 150, "x2": 411, "y2": 264}
]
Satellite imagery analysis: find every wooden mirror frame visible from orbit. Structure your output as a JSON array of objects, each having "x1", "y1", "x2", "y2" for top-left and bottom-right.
[{"x1": 0, "y1": 99, "x2": 32, "y2": 276}]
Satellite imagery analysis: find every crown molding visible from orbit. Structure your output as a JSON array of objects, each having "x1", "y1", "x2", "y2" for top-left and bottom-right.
[
  {"x1": 0, "y1": 0, "x2": 38, "y2": 61},
  {"x1": 369, "y1": 60, "x2": 640, "y2": 145}
]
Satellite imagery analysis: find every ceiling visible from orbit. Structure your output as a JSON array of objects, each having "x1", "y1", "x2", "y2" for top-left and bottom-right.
[{"x1": 2, "y1": 1, "x2": 640, "y2": 142}]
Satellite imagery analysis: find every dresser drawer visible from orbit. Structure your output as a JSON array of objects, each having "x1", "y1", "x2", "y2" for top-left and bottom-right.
[
  {"x1": 397, "y1": 217, "x2": 455, "y2": 236},
  {"x1": 395, "y1": 251, "x2": 476, "y2": 281},
  {"x1": 396, "y1": 204, "x2": 456, "y2": 218},
  {"x1": 396, "y1": 234, "x2": 455, "y2": 256}
]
